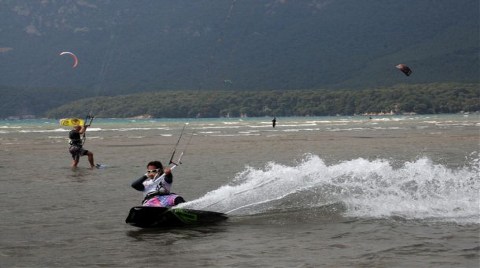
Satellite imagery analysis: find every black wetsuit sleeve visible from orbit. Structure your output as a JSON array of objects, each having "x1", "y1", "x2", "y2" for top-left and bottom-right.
[
  {"x1": 131, "y1": 175, "x2": 148, "y2": 191},
  {"x1": 164, "y1": 173, "x2": 173, "y2": 184}
]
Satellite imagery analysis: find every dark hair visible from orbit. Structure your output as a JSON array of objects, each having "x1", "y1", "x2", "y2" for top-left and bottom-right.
[{"x1": 146, "y1": 161, "x2": 163, "y2": 170}]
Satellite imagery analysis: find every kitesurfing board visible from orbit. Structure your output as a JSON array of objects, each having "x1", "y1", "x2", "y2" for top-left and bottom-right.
[
  {"x1": 95, "y1": 164, "x2": 108, "y2": 169},
  {"x1": 125, "y1": 206, "x2": 228, "y2": 228},
  {"x1": 60, "y1": 118, "x2": 85, "y2": 127}
]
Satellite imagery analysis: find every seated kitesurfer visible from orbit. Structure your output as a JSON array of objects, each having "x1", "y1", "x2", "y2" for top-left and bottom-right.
[
  {"x1": 131, "y1": 161, "x2": 185, "y2": 207},
  {"x1": 69, "y1": 124, "x2": 96, "y2": 169}
]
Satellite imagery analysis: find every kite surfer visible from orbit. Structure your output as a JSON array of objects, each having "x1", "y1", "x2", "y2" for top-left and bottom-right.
[
  {"x1": 131, "y1": 161, "x2": 185, "y2": 207},
  {"x1": 68, "y1": 124, "x2": 96, "y2": 169}
]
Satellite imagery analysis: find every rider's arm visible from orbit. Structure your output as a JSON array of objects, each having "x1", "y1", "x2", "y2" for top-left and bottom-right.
[
  {"x1": 163, "y1": 168, "x2": 173, "y2": 183},
  {"x1": 131, "y1": 175, "x2": 148, "y2": 191},
  {"x1": 78, "y1": 125, "x2": 87, "y2": 134}
]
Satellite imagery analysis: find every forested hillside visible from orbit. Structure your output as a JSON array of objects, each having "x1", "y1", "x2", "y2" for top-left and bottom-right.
[{"x1": 45, "y1": 83, "x2": 479, "y2": 118}]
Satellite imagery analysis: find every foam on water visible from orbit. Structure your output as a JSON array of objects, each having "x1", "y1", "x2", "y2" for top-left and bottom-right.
[{"x1": 182, "y1": 154, "x2": 480, "y2": 224}]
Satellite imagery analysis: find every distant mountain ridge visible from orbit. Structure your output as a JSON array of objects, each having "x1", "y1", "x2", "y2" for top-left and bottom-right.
[
  {"x1": 0, "y1": 0, "x2": 478, "y2": 117},
  {"x1": 1, "y1": 0, "x2": 478, "y2": 90}
]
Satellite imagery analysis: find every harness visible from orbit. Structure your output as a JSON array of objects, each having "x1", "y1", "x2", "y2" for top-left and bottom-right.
[
  {"x1": 69, "y1": 130, "x2": 83, "y2": 146},
  {"x1": 143, "y1": 190, "x2": 167, "y2": 202},
  {"x1": 142, "y1": 193, "x2": 182, "y2": 207}
]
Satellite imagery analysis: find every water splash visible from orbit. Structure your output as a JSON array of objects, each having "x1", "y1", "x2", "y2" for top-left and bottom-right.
[{"x1": 181, "y1": 154, "x2": 480, "y2": 224}]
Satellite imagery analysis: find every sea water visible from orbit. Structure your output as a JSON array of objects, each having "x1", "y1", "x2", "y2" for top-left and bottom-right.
[{"x1": 0, "y1": 114, "x2": 478, "y2": 267}]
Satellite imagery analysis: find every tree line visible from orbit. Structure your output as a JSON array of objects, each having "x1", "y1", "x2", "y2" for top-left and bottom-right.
[{"x1": 45, "y1": 83, "x2": 479, "y2": 118}]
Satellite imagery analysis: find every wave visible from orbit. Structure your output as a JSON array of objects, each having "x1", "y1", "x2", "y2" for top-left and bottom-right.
[
  {"x1": 182, "y1": 154, "x2": 480, "y2": 224},
  {"x1": 0, "y1": 127, "x2": 171, "y2": 134}
]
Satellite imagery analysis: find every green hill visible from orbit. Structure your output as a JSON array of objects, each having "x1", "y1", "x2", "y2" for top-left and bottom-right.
[{"x1": 45, "y1": 83, "x2": 479, "y2": 118}]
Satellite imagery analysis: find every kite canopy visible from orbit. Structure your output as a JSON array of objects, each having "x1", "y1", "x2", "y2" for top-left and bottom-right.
[
  {"x1": 395, "y1": 64, "x2": 412, "y2": 76},
  {"x1": 60, "y1": 51, "x2": 78, "y2": 68}
]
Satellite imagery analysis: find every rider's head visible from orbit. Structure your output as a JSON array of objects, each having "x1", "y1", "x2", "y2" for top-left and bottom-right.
[
  {"x1": 147, "y1": 161, "x2": 163, "y2": 170},
  {"x1": 146, "y1": 161, "x2": 164, "y2": 178}
]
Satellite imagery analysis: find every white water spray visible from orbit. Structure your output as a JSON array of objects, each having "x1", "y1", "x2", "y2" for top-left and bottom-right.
[{"x1": 181, "y1": 154, "x2": 479, "y2": 224}]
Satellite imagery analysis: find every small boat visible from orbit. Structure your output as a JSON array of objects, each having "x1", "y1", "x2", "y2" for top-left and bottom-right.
[{"x1": 125, "y1": 206, "x2": 228, "y2": 228}]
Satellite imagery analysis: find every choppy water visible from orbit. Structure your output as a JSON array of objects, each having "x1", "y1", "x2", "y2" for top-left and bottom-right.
[{"x1": 0, "y1": 114, "x2": 479, "y2": 267}]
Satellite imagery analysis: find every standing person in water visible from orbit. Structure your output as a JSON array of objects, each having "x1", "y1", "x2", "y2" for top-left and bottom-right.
[
  {"x1": 272, "y1": 117, "x2": 277, "y2": 128},
  {"x1": 131, "y1": 161, "x2": 185, "y2": 207},
  {"x1": 68, "y1": 124, "x2": 96, "y2": 169}
]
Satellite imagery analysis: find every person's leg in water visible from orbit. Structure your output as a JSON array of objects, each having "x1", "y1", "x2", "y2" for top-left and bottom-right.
[
  {"x1": 86, "y1": 151, "x2": 95, "y2": 168},
  {"x1": 70, "y1": 146, "x2": 80, "y2": 169},
  {"x1": 70, "y1": 147, "x2": 95, "y2": 169},
  {"x1": 71, "y1": 153, "x2": 80, "y2": 169}
]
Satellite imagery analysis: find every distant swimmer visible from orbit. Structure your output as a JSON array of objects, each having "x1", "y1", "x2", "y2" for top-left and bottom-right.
[{"x1": 272, "y1": 117, "x2": 277, "y2": 128}]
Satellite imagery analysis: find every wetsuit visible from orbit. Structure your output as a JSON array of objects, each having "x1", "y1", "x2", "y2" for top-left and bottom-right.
[
  {"x1": 68, "y1": 129, "x2": 88, "y2": 161},
  {"x1": 131, "y1": 172, "x2": 185, "y2": 207}
]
